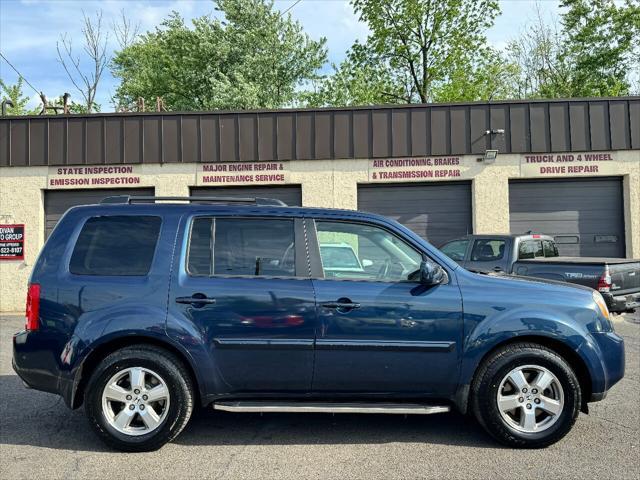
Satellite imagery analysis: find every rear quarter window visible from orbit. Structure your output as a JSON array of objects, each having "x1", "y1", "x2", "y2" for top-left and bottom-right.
[{"x1": 69, "y1": 216, "x2": 161, "y2": 276}]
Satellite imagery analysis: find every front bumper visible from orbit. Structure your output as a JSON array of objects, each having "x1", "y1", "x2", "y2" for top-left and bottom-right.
[
  {"x1": 603, "y1": 291, "x2": 640, "y2": 313},
  {"x1": 587, "y1": 331, "x2": 625, "y2": 402}
]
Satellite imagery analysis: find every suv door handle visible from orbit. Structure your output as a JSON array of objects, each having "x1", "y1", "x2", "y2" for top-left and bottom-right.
[
  {"x1": 175, "y1": 295, "x2": 216, "y2": 305},
  {"x1": 493, "y1": 266, "x2": 503, "y2": 272},
  {"x1": 321, "y1": 301, "x2": 361, "y2": 310}
]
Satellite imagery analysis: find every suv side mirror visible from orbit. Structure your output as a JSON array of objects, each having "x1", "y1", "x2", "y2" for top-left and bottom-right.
[{"x1": 420, "y1": 260, "x2": 446, "y2": 286}]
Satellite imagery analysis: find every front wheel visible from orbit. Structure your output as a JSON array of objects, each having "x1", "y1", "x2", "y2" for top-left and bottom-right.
[
  {"x1": 85, "y1": 346, "x2": 194, "y2": 452},
  {"x1": 471, "y1": 343, "x2": 581, "y2": 448}
]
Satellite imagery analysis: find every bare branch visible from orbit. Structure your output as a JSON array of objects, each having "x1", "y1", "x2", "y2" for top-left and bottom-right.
[
  {"x1": 112, "y1": 9, "x2": 140, "y2": 49},
  {"x1": 56, "y1": 9, "x2": 109, "y2": 112}
]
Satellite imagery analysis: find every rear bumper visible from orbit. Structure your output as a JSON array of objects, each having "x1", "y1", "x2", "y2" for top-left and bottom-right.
[
  {"x1": 13, "y1": 330, "x2": 74, "y2": 407},
  {"x1": 603, "y1": 291, "x2": 640, "y2": 313}
]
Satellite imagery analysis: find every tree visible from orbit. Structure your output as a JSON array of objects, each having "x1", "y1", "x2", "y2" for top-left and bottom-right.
[
  {"x1": 111, "y1": 0, "x2": 327, "y2": 111},
  {"x1": 506, "y1": 0, "x2": 640, "y2": 99},
  {"x1": 558, "y1": 0, "x2": 640, "y2": 97},
  {"x1": 310, "y1": 0, "x2": 501, "y2": 106},
  {"x1": 112, "y1": 8, "x2": 140, "y2": 49},
  {"x1": 505, "y1": 6, "x2": 571, "y2": 99},
  {"x1": 303, "y1": 42, "x2": 407, "y2": 107},
  {"x1": 56, "y1": 10, "x2": 108, "y2": 113},
  {"x1": 0, "y1": 78, "x2": 38, "y2": 115},
  {"x1": 430, "y1": 48, "x2": 519, "y2": 102}
]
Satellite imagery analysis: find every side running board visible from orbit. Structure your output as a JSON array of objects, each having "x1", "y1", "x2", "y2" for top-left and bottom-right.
[{"x1": 213, "y1": 401, "x2": 450, "y2": 415}]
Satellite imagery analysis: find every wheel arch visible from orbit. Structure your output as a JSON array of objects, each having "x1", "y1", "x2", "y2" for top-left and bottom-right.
[
  {"x1": 72, "y1": 335, "x2": 202, "y2": 410},
  {"x1": 456, "y1": 335, "x2": 592, "y2": 415}
]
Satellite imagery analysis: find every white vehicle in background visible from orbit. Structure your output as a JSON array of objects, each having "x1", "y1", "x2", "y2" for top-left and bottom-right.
[{"x1": 319, "y1": 243, "x2": 372, "y2": 277}]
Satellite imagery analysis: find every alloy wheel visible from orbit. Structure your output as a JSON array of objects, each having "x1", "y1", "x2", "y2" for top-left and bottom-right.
[
  {"x1": 497, "y1": 364, "x2": 564, "y2": 434},
  {"x1": 101, "y1": 367, "x2": 170, "y2": 436}
]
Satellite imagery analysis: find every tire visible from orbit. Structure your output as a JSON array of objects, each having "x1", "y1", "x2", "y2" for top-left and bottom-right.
[
  {"x1": 471, "y1": 342, "x2": 581, "y2": 448},
  {"x1": 84, "y1": 345, "x2": 194, "y2": 452}
]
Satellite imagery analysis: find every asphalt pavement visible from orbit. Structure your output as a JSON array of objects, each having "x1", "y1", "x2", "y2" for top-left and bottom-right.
[{"x1": 0, "y1": 312, "x2": 638, "y2": 480}]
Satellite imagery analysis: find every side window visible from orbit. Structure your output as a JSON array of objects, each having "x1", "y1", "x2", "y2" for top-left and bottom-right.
[
  {"x1": 518, "y1": 240, "x2": 544, "y2": 260},
  {"x1": 543, "y1": 240, "x2": 558, "y2": 257},
  {"x1": 315, "y1": 221, "x2": 422, "y2": 282},
  {"x1": 214, "y1": 218, "x2": 295, "y2": 276},
  {"x1": 440, "y1": 239, "x2": 469, "y2": 261},
  {"x1": 70, "y1": 216, "x2": 161, "y2": 275},
  {"x1": 187, "y1": 218, "x2": 213, "y2": 275},
  {"x1": 470, "y1": 239, "x2": 506, "y2": 262}
]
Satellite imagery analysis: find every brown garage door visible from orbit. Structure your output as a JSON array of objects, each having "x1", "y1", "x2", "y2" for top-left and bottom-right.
[
  {"x1": 44, "y1": 188, "x2": 155, "y2": 238},
  {"x1": 357, "y1": 182, "x2": 473, "y2": 247},
  {"x1": 509, "y1": 177, "x2": 625, "y2": 257},
  {"x1": 190, "y1": 185, "x2": 302, "y2": 206}
]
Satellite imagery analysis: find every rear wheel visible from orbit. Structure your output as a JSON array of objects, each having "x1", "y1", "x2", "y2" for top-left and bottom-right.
[
  {"x1": 471, "y1": 343, "x2": 581, "y2": 448},
  {"x1": 85, "y1": 346, "x2": 194, "y2": 452}
]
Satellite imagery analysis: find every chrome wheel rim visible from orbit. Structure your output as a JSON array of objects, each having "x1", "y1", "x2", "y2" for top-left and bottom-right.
[
  {"x1": 101, "y1": 367, "x2": 170, "y2": 436},
  {"x1": 497, "y1": 364, "x2": 564, "y2": 434}
]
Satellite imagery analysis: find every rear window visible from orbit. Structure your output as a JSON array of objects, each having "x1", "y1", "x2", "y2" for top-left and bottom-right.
[
  {"x1": 543, "y1": 240, "x2": 559, "y2": 257},
  {"x1": 471, "y1": 239, "x2": 506, "y2": 261},
  {"x1": 70, "y1": 216, "x2": 161, "y2": 276},
  {"x1": 518, "y1": 240, "x2": 544, "y2": 260}
]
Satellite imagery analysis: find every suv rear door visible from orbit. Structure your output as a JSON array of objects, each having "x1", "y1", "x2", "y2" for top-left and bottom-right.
[
  {"x1": 169, "y1": 213, "x2": 317, "y2": 394},
  {"x1": 307, "y1": 218, "x2": 463, "y2": 396}
]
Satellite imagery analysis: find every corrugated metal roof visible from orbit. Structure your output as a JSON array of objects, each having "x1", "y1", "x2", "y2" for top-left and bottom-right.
[{"x1": 1, "y1": 97, "x2": 638, "y2": 167}]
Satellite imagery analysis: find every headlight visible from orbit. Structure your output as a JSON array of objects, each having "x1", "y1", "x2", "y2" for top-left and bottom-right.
[{"x1": 592, "y1": 291, "x2": 612, "y2": 331}]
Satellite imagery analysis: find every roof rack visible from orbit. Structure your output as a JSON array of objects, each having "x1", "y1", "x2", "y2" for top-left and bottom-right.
[{"x1": 100, "y1": 195, "x2": 287, "y2": 206}]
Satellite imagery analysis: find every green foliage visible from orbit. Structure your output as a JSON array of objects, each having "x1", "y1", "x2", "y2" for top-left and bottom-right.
[
  {"x1": 506, "y1": 0, "x2": 640, "y2": 99},
  {"x1": 308, "y1": 0, "x2": 502, "y2": 106},
  {"x1": 557, "y1": 0, "x2": 640, "y2": 97},
  {"x1": 111, "y1": 0, "x2": 327, "y2": 110},
  {"x1": 430, "y1": 48, "x2": 520, "y2": 102},
  {"x1": 0, "y1": 78, "x2": 38, "y2": 115}
]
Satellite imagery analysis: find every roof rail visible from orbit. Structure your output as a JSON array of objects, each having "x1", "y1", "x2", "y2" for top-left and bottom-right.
[{"x1": 100, "y1": 195, "x2": 287, "y2": 206}]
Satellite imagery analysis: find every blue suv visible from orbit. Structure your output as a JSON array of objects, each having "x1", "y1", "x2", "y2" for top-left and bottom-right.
[{"x1": 13, "y1": 196, "x2": 624, "y2": 451}]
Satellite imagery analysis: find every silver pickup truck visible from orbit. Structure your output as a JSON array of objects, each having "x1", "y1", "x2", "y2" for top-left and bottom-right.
[{"x1": 440, "y1": 233, "x2": 640, "y2": 313}]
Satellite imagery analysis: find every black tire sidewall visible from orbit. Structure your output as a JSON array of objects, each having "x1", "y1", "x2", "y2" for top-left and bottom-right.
[
  {"x1": 475, "y1": 347, "x2": 581, "y2": 448},
  {"x1": 85, "y1": 348, "x2": 192, "y2": 451}
]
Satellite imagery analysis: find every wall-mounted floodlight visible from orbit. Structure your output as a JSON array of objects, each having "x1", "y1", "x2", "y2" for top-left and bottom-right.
[
  {"x1": 482, "y1": 149, "x2": 498, "y2": 164},
  {"x1": 485, "y1": 129, "x2": 505, "y2": 135}
]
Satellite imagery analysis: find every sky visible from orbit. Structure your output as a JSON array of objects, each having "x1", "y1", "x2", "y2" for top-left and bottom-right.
[{"x1": 0, "y1": 0, "x2": 560, "y2": 111}]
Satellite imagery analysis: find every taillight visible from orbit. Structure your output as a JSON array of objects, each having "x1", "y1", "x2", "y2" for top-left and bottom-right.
[
  {"x1": 597, "y1": 268, "x2": 611, "y2": 293},
  {"x1": 25, "y1": 283, "x2": 41, "y2": 331}
]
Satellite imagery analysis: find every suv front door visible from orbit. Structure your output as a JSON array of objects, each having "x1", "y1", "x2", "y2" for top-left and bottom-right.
[
  {"x1": 169, "y1": 214, "x2": 316, "y2": 394},
  {"x1": 307, "y1": 218, "x2": 463, "y2": 397}
]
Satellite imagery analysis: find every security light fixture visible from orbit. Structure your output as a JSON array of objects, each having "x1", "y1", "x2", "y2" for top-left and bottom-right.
[{"x1": 482, "y1": 149, "x2": 498, "y2": 163}]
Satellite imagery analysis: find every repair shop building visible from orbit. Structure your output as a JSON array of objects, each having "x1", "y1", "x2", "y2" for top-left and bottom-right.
[{"x1": 1, "y1": 97, "x2": 639, "y2": 311}]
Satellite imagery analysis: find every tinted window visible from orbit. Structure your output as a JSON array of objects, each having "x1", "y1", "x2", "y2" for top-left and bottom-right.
[
  {"x1": 470, "y1": 239, "x2": 506, "y2": 261},
  {"x1": 214, "y1": 218, "x2": 295, "y2": 276},
  {"x1": 543, "y1": 240, "x2": 558, "y2": 257},
  {"x1": 440, "y1": 239, "x2": 469, "y2": 261},
  {"x1": 188, "y1": 218, "x2": 213, "y2": 275},
  {"x1": 518, "y1": 240, "x2": 544, "y2": 260},
  {"x1": 316, "y1": 221, "x2": 422, "y2": 282},
  {"x1": 70, "y1": 216, "x2": 161, "y2": 275}
]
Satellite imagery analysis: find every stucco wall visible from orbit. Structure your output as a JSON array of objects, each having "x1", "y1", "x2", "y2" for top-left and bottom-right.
[{"x1": 1, "y1": 150, "x2": 638, "y2": 312}]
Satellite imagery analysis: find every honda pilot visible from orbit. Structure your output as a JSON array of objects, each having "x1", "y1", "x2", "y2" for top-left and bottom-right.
[{"x1": 13, "y1": 196, "x2": 625, "y2": 451}]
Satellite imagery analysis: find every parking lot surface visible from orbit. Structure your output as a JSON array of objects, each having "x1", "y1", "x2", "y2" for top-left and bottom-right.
[{"x1": 1, "y1": 312, "x2": 638, "y2": 480}]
